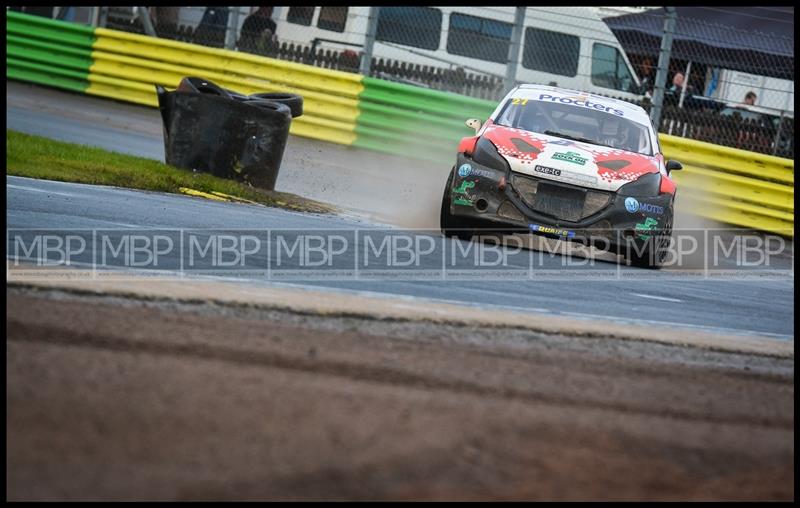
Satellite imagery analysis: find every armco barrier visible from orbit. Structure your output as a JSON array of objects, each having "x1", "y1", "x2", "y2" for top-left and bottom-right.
[
  {"x1": 7, "y1": 11, "x2": 361, "y2": 146},
  {"x1": 661, "y1": 135, "x2": 794, "y2": 236},
  {"x1": 6, "y1": 11, "x2": 95, "y2": 93},
  {"x1": 6, "y1": 11, "x2": 794, "y2": 236},
  {"x1": 87, "y1": 28, "x2": 361, "y2": 146},
  {"x1": 354, "y1": 76, "x2": 494, "y2": 161}
]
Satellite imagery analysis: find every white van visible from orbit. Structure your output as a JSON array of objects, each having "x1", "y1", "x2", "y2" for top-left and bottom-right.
[{"x1": 272, "y1": 6, "x2": 644, "y2": 101}]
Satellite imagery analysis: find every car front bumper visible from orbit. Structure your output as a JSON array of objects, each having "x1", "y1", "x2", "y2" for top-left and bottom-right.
[{"x1": 449, "y1": 153, "x2": 673, "y2": 248}]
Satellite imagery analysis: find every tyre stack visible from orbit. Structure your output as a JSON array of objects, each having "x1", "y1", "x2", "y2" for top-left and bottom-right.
[{"x1": 156, "y1": 77, "x2": 303, "y2": 190}]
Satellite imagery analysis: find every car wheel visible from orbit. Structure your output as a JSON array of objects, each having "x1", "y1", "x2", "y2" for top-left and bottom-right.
[
  {"x1": 627, "y1": 211, "x2": 673, "y2": 269},
  {"x1": 248, "y1": 93, "x2": 303, "y2": 118},
  {"x1": 440, "y1": 166, "x2": 474, "y2": 242}
]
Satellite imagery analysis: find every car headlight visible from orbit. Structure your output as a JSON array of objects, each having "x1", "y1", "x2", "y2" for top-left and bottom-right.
[
  {"x1": 617, "y1": 172, "x2": 661, "y2": 197},
  {"x1": 472, "y1": 136, "x2": 510, "y2": 173}
]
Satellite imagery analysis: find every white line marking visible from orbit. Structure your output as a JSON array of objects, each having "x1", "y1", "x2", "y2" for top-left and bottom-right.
[
  {"x1": 632, "y1": 293, "x2": 683, "y2": 303},
  {"x1": 7, "y1": 184, "x2": 80, "y2": 198}
]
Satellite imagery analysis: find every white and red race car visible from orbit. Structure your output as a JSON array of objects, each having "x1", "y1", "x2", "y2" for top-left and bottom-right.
[{"x1": 441, "y1": 84, "x2": 683, "y2": 268}]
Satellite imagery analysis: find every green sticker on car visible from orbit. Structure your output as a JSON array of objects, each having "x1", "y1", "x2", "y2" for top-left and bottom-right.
[
  {"x1": 452, "y1": 180, "x2": 476, "y2": 206},
  {"x1": 635, "y1": 217, "x2": 659, "y2": 239},
  {"x1": 453, "y1": 180, "x2": 475, "y2": 194},
  {"x1": 552, "y1": 151, "x2": 587, "y2": 165}
]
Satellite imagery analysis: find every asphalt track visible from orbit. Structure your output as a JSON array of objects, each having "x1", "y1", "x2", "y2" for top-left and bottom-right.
[{"x1": 5, "y1": 82, "x2": 795, "y2": 340}]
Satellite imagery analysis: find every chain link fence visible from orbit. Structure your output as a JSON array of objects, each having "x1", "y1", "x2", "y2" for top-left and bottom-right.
[
  {"x1": 13, "y1": 6, "x2": 795, "y2": 158},
  {"x1": 606, "y1": 7, "x2": 794, "y2": 158}
]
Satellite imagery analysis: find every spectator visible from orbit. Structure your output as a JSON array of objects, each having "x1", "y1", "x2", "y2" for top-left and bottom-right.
[
  {"x1": 669, "y1": 72, "x2": 685, "y2": 93},
  {"x1": 239, "y1": 7, "x2": 278, "y2": 55},
  {"x1": 638, "y1": 57, "x2": 655, "y2": 97},
  {"x1": 194, "y1": 7, "x2": 228, "y2": 48},
  {"x1": 668, "y1": 71, "x2": 696, "y2": 100},
  {"x1": 151, "y1": 7, "x2": 179, "y2": 38},
  {"x1": 744, "y1": 91, "x2": 757, "y2": 106}
]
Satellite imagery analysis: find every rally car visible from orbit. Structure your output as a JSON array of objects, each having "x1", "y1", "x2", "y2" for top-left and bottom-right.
[{"x1": 440, "y1": 85, "x2": 682, "y2": 268}]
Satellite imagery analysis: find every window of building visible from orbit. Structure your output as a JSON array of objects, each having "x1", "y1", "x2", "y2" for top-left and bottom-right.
[
  {"x1": 376, "y1": 7, "x2": 442, "y2": 51},
  {"x1": 591, "y1": 43, "x2": 635, "y2": 92},
  {"x1": 522, "y1": 27, "x2": 579, "y2": 77},
  {"x1": 287, "y1": 6, "x2": 314, "y2": 26},
  {"x1": 446, "y1": 12, "x2": 512, "y2": 64},
  {"x1": 317, "y1": 6, "x2": 347, "y2": 33}
]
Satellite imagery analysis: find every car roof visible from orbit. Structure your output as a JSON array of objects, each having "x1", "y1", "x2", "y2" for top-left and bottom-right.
[{"x1": 509, "y1": 84, "x2": 653, "y2": 128}]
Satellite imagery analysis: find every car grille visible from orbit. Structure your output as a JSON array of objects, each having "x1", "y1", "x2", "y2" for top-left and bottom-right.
[
  {"x1": 497, "y1": 200, "x2": 525, "y2": 222},
  {"x1": 510, "y1": 174, "x2": 611, "y2": 222}
]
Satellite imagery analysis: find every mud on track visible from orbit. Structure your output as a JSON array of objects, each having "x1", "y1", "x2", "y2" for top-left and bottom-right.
[{"x1": 6, "y1": 287, "x2": 794, "y2": 501}]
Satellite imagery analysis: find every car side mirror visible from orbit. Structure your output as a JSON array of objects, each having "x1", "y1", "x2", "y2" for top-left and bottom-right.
[
  {"x1": 666, "y1": 160, "x2": 683, "y2": 173},
  {"x1": 466, "y1": 118, "x2": 482, "y2": 133}
]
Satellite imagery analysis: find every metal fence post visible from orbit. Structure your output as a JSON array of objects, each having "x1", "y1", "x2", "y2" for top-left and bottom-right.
[
  {"x1": 225, "y1": 7, "x2": 240, "y2": 50},
  {"x1": 99, "y1": 6, "x2": 108, "y2": 28},
  {"x1": 649, "y1": 6, "x2": 677, "y2": 129},
  {"x1": 360, "y1": 6, "x2": 380, "y2": 76},
  {"x1": 138, "y1": 7, "x2": 157, "y2": 37},
  {"x1": 772, "y1": 111, "x2": 785, "y2": 156},
  {"x1": 678, "y1": 60, "x2": 692, "y2": 108},
  {"x1": 504, "y1": 7, "x2": 526, "y2": 95}
]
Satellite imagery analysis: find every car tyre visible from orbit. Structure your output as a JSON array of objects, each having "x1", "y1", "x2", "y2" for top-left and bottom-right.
[
  {"x1": 440, "y1": 166, "x2": 474, "y2": 242},
  {"x1": 626, "y1": 211, "x2": 673, "y2": 269}
]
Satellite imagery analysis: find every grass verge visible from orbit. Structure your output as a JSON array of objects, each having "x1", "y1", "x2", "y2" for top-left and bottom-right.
[{"x1": 6, "y1": 129, "x2": 335, "y2": 214}]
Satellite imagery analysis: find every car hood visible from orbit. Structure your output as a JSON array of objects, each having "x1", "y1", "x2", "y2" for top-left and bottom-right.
[{"x1": 482, "y1": 124, "x2": 661, "y2": 192}]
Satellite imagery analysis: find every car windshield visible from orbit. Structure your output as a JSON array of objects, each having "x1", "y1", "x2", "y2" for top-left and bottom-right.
[{"x1": 495, "y1": 98, "x2": 654, "y2": 156}]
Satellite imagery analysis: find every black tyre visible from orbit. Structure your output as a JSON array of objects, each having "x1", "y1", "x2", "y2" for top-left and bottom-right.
[
  {"x1": 224, "y1": 87, "x2": 252, "y2": 102},
  {"x1": 625, "y1": 211, "x2": 673, "y2": 269},
  {"x1": 249, "y1": 92, "x2": 303, "y2": 118},
  {"x1": 246, "y1": 99, "x2": 292, "y2": 117},
  {"x1": 440, "y1": 167, "x2": 474, "y2": 242},
  {"x1": 175, "y1": 77, "x2": 232, "y2": 98}
]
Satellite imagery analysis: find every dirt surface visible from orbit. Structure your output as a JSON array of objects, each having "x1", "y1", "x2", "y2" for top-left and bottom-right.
[{"x1": 6, "y1": 287, "x2": 793, "y2": 501}]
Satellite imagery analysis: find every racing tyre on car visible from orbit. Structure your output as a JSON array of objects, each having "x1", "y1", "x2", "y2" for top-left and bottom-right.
[
  {"x1": 625, "y1": 212, "x2": 673, "y2": 269},
  {"x1": 440, "y1": 167, "x2": 474, "y2": 242}
]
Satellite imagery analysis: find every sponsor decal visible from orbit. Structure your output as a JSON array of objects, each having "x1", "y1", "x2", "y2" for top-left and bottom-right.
[
  {"x1": 634, "y1": 217, "x2": 659, "y2": 240},
  {"x1": 534, "y1": 165, "x2": 561, "y2": 176},
  {"x1": 537, "y1": 93, "x2": 625, "y2": 117},
  {"x1": 453, "y1": 180, "x2": 475, "y2": 195},
  {"x1": 529, "y1": 223, "x2": 576, "y2": 238},
  {"x1": 453, "y1": 180, "x2": 476, "y2": 206},
  {"x1": 639, "y1": 202, "x2": 664, "y2": 215},
  {"x1": 459, "y1": 164, "x2": 495, "y2": 179},
  {"x1": 552, "y1": 151, "x2": 587, "y2": 165},
  {"x1": 533, "y1": 165, "x2": 596, "y2": 185},
  {"x1": 624, "y1": 197, "x2": 664, "y2": 215}
]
